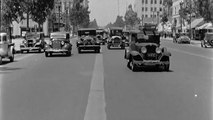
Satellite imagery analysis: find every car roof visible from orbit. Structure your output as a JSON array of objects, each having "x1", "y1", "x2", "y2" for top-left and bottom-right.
[{"x1": 78, "y1": 28, "x2": 96, "y2": 31}]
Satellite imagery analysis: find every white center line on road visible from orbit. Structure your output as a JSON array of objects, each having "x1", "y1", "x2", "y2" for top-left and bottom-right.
[
  {"x1": 168, "y1": 47, "x2": 213, "y2": 60},
  {"x1": 84, "y1": 54, "x2": 106, "y2": 120}
]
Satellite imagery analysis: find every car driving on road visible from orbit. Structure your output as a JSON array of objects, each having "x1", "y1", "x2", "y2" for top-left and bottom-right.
[
  {"x1": 20, "y1": 32, "x2": 46, "y2": 53},
  {"x1": 201, "y1": 32, "x2": 213, "y2": 48},
  {"x1": 44, "y1": 32, "x2": 72, "y2": 57},
  {"x1": 124, "y1": 25, "x2": 171, "y2": 71},
  {"x1": 76, "y1": 28, "x2": 101, "y2": 53},
  {"x1": 173, "y1": 33, "x2": 191, "y2": 44},
  {"x1": 107, "y1": 27, "x2": 125, "y2": 49}
]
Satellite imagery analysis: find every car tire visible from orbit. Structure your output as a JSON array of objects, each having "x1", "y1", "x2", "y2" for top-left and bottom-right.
[
  {"x1": 201, "y1": 42, "x2": 203, "y2": 47},
  {"x1": 38, "y1": 49, "x2": 41, "y2": 53},
  {"x1": 107, "y1": 45, "x2": 111, "y2": 49},
  {"x1": 164, "y1": 63, "x2": 170, "y2": 71},
  {"x1": 45, "y1": 52, "x2": 49, "y2": 57},
  {"x1": 0, "y1": 56, "x2": 2, "y2": 65},
  {"x1": 78, "y1": 48, "x2": 81, "y2": 53},
  {"x1": 20, "y1": 50, "x2": 23, "y2": 54},
  {"x1": 66, "y1": 51, "x2": 71, "y2": 56},
  {"x1": 130, "y1": 61, "x2": 137, "y2": 72},
  {"x1": 96, "y1": 49, "x2": 100, "y2": 53},
  {"x1": 9, "y1": 53, "x2": 14, "y2": 62}
]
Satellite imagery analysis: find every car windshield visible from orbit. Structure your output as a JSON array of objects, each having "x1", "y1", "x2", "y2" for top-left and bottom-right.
[
  {"x1": 110, "y1": 29, "x2": 123, "y2": 36},
  {"x1": 78, "y1": 30, "x2": 96, "y2": 36},
  {"x1": 26, "y1": 33, "x2": 39, "y2": 39}
]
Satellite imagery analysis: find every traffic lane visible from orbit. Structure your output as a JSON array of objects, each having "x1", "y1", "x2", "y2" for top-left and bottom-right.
[
  {"x1": 161, "y1": 38, "x2": 213, "y2": 59},
  {"x1": 1, "y1": 48, "x2": 96, "y2": 120},
  {"x1": 103, "y1": 46, "x2": 212, "y2": 120}
]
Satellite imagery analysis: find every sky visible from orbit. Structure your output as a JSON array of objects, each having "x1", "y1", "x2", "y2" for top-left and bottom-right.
[{"x1": 89, "y1": 0, "x2": 135, "y2": 26}]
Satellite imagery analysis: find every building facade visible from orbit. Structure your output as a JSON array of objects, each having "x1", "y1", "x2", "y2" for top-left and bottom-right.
[{"x1": 134, "y1": 0, "x2": 164, "y2": 25}]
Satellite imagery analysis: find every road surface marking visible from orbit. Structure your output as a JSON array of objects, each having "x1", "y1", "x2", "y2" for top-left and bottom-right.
[
  {"x1": 168, "y1": 47, "x2": 213, "y2": 60},
  {"x1": 84, "y1": 54, "x2": 106, "y2": 120}
]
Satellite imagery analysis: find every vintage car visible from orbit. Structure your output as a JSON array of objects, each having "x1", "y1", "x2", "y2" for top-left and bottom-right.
[
  {"x1": 96, "y1": 28, "x2": 106, "y2": 45},
  {"x1": 107, "y1": 27, "x2": 125, "y2": 49},
  {"x1": 124, "y1": 27, "x2": 171, "y2": 71},
  {"x1": 20, "y1": 32, "x2": 46, "y2": 53},
  {"x1": 173, "y1": 33, "x2": 191, "y2": 44},
  {"x1": 76, "y1": 28, "x2": 101, "y2": 53},
  {"x1": 201, "y1": 32, "x2": 213, "y2": 48},
  {"x1": 44, "y1": 32, "x2": 72, "y2": 57},
  {"x1": 0, "y1": 32, "x2": 15, "y2": 64}
]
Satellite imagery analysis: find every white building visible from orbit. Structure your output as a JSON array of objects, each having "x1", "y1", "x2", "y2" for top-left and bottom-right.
[
  {"x1": 172, "y1": 0, "x2": 188, "y2": 32},
  {"x1": 134, "y1": 0, "x2": 164, "y2": 25}
]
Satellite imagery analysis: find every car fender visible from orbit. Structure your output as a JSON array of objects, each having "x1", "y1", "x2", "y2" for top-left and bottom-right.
[
  {"x1": 130, "y1": 50, "x2": 141, "y2": 56},
  {"x1": 8, "y1": 46, "x2": 14, "y2": 56}
]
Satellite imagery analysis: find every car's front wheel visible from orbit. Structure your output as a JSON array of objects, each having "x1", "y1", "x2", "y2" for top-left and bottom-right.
[
  {"x1": 78, "y1": 48, "x2": 81, "y2": 53},
  {"x1": 0, "y1": 56, "x2": 2, "y2": 65},
  {"x1": 45, "y1": 52, "x2": 49, "y2": 57},
  {"x1": 66, "y1": 51, "x2": 71, "y2": 56}
]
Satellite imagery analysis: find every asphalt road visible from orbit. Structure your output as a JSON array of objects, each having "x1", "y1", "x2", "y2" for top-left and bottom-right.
[{"x1": 0, "y1": 38, "x2": 213, "y2": 120}]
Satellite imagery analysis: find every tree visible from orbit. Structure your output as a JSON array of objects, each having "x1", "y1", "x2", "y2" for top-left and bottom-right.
[
  {"x1": 89, "y1": 19, "x2": 98, "y2": 28},
  {"x1": 124, "y1": 4, "x2": 140, "y2": 29},
  {"x1": 69, "y1": 0, "x2": 90, "y2": 33},
  {"x1": 194, "y1": 0, "x2": 213, "y2": 23},
  {"x1": 31, "y1": 0, "x2": 54, "y2": 31},
  {"x1": 113, "y1": 16, "x2": 125, "y2": 27}
]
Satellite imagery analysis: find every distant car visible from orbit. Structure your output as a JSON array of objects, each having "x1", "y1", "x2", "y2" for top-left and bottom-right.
[
  {"x1": 44, "y1": 32, "x2": 72, "y2": 57},
  {"x1": 0, "y1": 32, "x2": 15, "y2": 64},
  {"x1": 76, "y1": 28, "x2": 101, "y2": 53},
  {"x1": 96, "y1": 29, "x2": 106, "y2": 45},
  {"x1": 124, "y1": 26, "x2": 171, "y2": 71},
  {"x1": 201, "y1": 33, "x2": 213, "y2": 48},
  {"x1": 173, "y1": 33, "x2": 191, "y2": 44},
  {"x1": 107, "y1": 27, "x2": 125, "y2": 49},
  {"x1": 20, "y1": 32, "x2": 46, "y2": 53}
]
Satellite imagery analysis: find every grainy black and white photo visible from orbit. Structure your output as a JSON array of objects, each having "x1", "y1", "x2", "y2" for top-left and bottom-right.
[{"x1": 0, "y1": 0, "x2": 213, "y2": 120}]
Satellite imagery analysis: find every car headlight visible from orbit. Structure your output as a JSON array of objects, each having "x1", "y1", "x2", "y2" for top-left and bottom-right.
[
  {"x1": 61, "y1": 41, "x2": 65, "y2": 46},
  {"x1": 141, "y1": 47, "x2": 147, "y2": 53},
  {"x1": 155, "y1": 47, "x2": 162, "y2": 54}
]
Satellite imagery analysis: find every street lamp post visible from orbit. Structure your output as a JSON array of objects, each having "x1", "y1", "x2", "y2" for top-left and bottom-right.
[
  {"x1": 58, "y1": 2, "x2": 61, "y2": 32},
  {"x1": 189, "y1": 0, "x2": 192, "y2": 39}
]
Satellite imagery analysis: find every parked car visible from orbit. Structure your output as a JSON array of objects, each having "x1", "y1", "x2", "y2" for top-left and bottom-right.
[
  {"x1": 173, "y1": 33, "x2": 191, "y2": 44},
  {"x1": 0, "y1": 32, "x2": 15, "y2": 64},
  {"x1": 124, "y1": 28, "x2": 171, "y2": 71},
  {"x1": 76, "y1": 28, "x2": 101, "y2": 53},
  {"x1": 107, "y1": 27, "x2": 125, "y2": 49},
  {"x1": 44, "y1": 32, "x2": 72, "y2": 57},
  {"x1": 201, "y1": 32, "x2": 213, "y2": 48},
  {"x1": 20, "y1": 32, "x2": 46, "y2": 53}
]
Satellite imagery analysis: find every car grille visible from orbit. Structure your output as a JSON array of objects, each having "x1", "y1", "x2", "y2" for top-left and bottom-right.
[
  {"x1": 113, "y1": 38, "x2": 121, "y2": 43},
  {"x1": 143, "y1": 45, "x2": 159, "y2": 60},
  {"x1": 52, "y1": 41, "x2": 61, "y2": 49},
  {"x1": 27, "y1": 40, "x2": 34, "y2": 47}
]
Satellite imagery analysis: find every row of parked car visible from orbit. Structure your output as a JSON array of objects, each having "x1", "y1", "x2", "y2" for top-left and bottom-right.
[
  {"x1": 173, "y1": 32, "x2": 213, "y2": 48},
  {"x1": 0, "y1": 25, "x2": 172, "y2": 72}
]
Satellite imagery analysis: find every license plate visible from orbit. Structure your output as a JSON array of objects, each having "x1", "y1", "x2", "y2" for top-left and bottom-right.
[{"x1": 147, "y1": 53, "x2": 156, "y2": 57}]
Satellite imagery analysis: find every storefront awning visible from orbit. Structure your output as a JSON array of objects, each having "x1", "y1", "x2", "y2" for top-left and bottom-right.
[
  {"x1": 196, "y1": 23, "x2": 212, "y2": 30},
  {"x1": 190, "y1": 18, "x2": 204, "y2": 29}
]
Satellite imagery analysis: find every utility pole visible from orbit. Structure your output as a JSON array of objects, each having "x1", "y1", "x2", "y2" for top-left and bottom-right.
[
  {"x1": 189, "y1": 0, "x2": 192, "y2": 39},
  {"x1": 58, "y1": 2, "x2": 61, "y2": 32},
  {"x1": 0, "y1": 0, "x2": 2, "y2": 31}
]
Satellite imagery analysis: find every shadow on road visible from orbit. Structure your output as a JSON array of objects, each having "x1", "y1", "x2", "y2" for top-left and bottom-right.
[
  {"x1": 127, "y1": 66, "x2": 174, "y2": 72},
  {"x1": 0, "y1": 66, "x2": 23, "y2": 74}
]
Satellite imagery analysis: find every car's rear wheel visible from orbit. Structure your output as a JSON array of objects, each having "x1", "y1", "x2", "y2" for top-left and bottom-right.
[
  {"x1": 130, "y1": 60, "x2": 137, "y2": 72},
  {"x1": 66, "y1": 51, "x2": 71, "y2": 56},
  {"x1": 164, "y1": 63, "x2": 170, "y2": 71},
  {"x1": 95, "y1": 49, "x2": 100, "y2": 53},
  {"x1": 9, "y1": 53, "x2": 14, "y2": 62}
]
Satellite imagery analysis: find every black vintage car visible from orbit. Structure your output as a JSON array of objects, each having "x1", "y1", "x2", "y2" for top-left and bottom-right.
[
  {"x1": 201, "y1": 32, "x2": 213, "y2": 48},
  {"x1": 124, "y1": 26, "x2": 171, "y2": 71},
  {"x1": 76, "y1": 28, "x2": 101, "y2": 53},
  {"x1": 107, "y1": 27, "x2": 125, "y2": 49},
  {"x1": 44, "y1": 32, "x2": 72, "y2": 57},
  {"x1": 20, "y1": 32, "x2": 46, "y2": 53}
]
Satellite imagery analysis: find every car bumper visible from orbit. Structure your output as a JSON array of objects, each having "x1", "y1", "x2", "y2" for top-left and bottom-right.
[
  {"x1": 133, "y1": 60, "x2": 169, "y2": 67},
  {"x1": 20, "y1": 47, "x2": 41, "y2": 51},
  {"x1": 45, "y1": 48, "x2": 69, "y2": 53}
]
